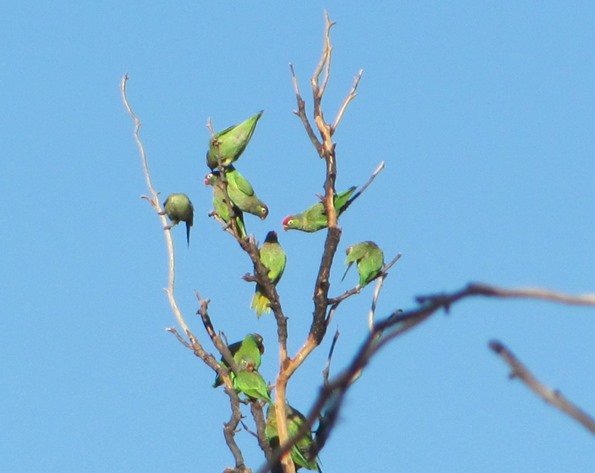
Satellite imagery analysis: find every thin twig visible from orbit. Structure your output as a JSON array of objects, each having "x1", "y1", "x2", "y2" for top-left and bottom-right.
[
  {"x1": 258, "y1": 281, "x2": 595, "y2": 473},
  {"x1": 165, "y1": 327, "x2": 192, "y2": 349},
  {"x1": 332, "y1": 69, "x2": 364, "y2": 132},
  {"x1": 122, "y1": 75, "x2": 251, "y2": 472},
  {"x1": 251, "y1": 402, "x2": 274, "y2": 461},
  {"x1": 224, "y1": 384, "x2": 250, "y2": 472},
  {"x1": 290, "y1": 63, "x2": 322, "y2": 155},
  {"x1": 322, "y1": 330, "x2": 340, "y2": 386},
  {"x1": 120, "y1": 74, "x2": 193, "y2": 339},
  {"x1": 346, "y1": 161, "x2": 385, "y2": 207},
  {"x1": 489, "y1": 340, "x2": 595, "y2": 435},
  {"x1": 311, "y1": 11, "x2": 335, "y2": 101},
  {"x1": 368, "y1": 253, "x2": 402, "y2": 331},
  {"x1": 196, "y1": 294, "x2": 239, "y2": 381}
]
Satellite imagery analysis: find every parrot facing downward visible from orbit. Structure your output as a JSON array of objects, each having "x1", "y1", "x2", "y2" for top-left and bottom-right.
[
  {"x1": 282, "y1": 186, "x2": 356, "y2": 232},
  {"x1": 207, "y1": 110, "x2": 263, "y2": 169},
  {"x1": 210, "y1": 166, "x2": 268, "y2": 219},
  {"x1": 163, "y1": 193, "x2": 194, "y2": 246},
  {"x1": 251, "y1": 231, "x2": 286, "y2": 317},
  {"x1": 213, "y1": 333, "x2": 265, "y2": 388},
  {"x1": 204, "y1": 171, "x2": 247, "y2": 238},
  {"x1": 342, "y1": 241, "x2": 384, "y2": 287},
  {"x1": 265, "y1": 404, "x2": 320, "y2": 471}
]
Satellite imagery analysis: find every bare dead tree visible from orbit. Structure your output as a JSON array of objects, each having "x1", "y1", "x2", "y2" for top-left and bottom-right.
[{"x1": 121, "y1": 11, "x2": 595, "y2": 473}]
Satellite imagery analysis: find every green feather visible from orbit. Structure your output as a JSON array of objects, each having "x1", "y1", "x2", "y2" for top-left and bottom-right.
[
  {"x1": 222, "y1": 166, "x2": 269, "y2": 219},
  {"x1": 251, "y1": 231, "x2": 286, "y2": 316},
  {"x1": 204, "y1": 172, "x2": 247, "y2": 238},
  {"x1": 343, "y1": 241, "x2": 384, "y2": 287},
  {"x1": 213, "y1": 333, "x2": 264, "y2": 388},
  {"x1": 206, "y1": 111, "x2": 263, "y2": 169},
  {"x1": 163, "y1": 193, "x2": 194, "y2": 246},
  {"x1": 265, "y1": 404, "x2": 320, "y2": 471},
  {"x1": 282, "y1": 186, "x2": 356, "y2": 232},
  {"x1": 234, "y1": 369, "x2": 272, "y2": 403}
]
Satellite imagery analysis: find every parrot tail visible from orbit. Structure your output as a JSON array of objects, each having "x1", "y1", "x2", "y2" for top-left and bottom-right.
[
  {"x1": 251, "y1": 289, "x2": 271, "y2": 317},
  {"x1": 236, "y1": 217, "x2": 247, "y2": 239}
]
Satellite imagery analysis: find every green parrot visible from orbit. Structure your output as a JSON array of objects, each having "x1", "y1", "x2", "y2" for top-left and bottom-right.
[
  {"x1": 206, "y1": 110, "x2": 263, "y2": 169},
  {"x1": 163, "y1": 193, "x2": 194, "y2": 246},
  {"x1": 251, "y1": 231, "x2": 286, "y2": 317},
  {"x1": 233, "y1": 369, "x2": 272, "y2": 403},
  {"x1": 210, "y1": 166, "x2": 268, "y2": 219},
  {"x1": 265, "y1": 404, "x2": 320, "y2": 471},
  {"x1": 342, "y1": 241, "x2": 384, "y2": 287},
  {"x1": 282, "y1": 186, "x2": 356, "y2": 232},
  {"x1": 213, "y1": 333, "x2": 265, "y2": 388},
  {"x1": 204, "y1": 171, "x2": 247, "y2": 238}
]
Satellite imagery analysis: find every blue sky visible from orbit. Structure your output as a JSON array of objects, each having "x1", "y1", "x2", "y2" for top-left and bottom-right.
[{"x1": 2, "y1": 2, "x2": 594, "y2": 472}]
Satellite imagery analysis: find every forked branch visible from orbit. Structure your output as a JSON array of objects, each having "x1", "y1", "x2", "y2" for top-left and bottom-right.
[{"x1": 258, "y1": 282, "x2": 595, "y2": 473}]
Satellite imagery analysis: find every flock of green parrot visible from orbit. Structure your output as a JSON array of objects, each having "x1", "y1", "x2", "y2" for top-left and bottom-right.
[
  {"x1": 212, "y1": 333, "x2": 320, "y2": 470},
  {"x1": 159, "y1": 111, "x2": 388, "y2": 470}
]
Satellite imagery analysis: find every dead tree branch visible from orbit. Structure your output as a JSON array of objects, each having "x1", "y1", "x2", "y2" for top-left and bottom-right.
[
  {"x1": 489, "y1": 340, "x2": 595, "y2": 435},
  {"x1": 120, "y1": 74, "x2": 194, "y2": 340},
  {"x1": 258, "y1": 282, "x2": 595, "y2": 473},
  {"x1": 122, "y1": 75, "x2": 252, "y2": 472}
]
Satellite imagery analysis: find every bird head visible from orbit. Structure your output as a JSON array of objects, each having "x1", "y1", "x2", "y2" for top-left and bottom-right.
[
  {"x1": 251, "y1": 333, "x2": 265, "y2": 354},
  {"x1": 264, "y1": 230, "x2": 278, "y2": 243},
  {"x1": 282, "y1": 216, "x2": 295, "y2": 231},
  {"x1": 204, "y1": 171, "x2": 219, "y2": 186},
  {"x1": 258, "y1": 204, "x2": 269, "y2": 220}
]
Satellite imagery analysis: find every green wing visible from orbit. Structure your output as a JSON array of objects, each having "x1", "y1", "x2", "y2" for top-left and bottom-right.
[
  {"x1": 213, "y1": 339, "x2": 242, "y2": 387},
  {"x1": 265, "y1": 404, "x2": 320, "y2": 471},
  {"x1": 334, "y1": 186, "x2": 357, "y2": 214},
  {"x1": 234, "y1": 333, "x2": 264, "y2": 369},
  {"x1": 344, "y1": 241, "x2": 384, "y2": 287},
  {"x1": 234, "y1": 370, "x2": 272, "y2": 403},
  {"x1": 163, "y1": 193, "x2": 194, "y2": 245},
  {"x1": 252, "y1": 232, "x2": 286, "y2": 316},
  {"x1": 226, "y1": 167, "x2": 269, "y2": 219},
  {"x1": 358, "y1": 244, "x2": 384, "y2": 286},
  {"x1": 282, "y1": 186, "x2": 356, "y2": 232},
  {"x1": 226, "y1": 167, "x2": 255, "y2": 196},
  {"x1": 207, "y1": 111, "x2": 263, "y2": 169},
  {"x1": 213, "y1": 334, "x2": 264, "y2": 387},
  {"x1": 260, "y1": 232, "x2": 286, "y2": 284},
  {"x1": 205, "y1": 172, "x2": 247, "y2": 238}
]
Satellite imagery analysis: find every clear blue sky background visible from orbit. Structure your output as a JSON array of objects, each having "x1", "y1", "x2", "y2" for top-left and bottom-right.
[{"x1": 2, "y1": 2, "x2": 594, "y2": 472}]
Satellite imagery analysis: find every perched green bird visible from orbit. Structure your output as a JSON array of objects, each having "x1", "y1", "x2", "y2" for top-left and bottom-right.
[
  {"x1": 213, "y1": 333, "x2": 265, "y2": 388},
  {"x1": 163, "y1": 193, "x2": 194, "y2": 246},
  {"x1": 234, "y1": 369, "x2": 272, "y2": 403},
  {"x1": 282, "y1": 186, "x2": 356, "y2": 232},
  {"x1": 265, "y1": 404, "x2": 320, "y2": 471},
  {"x1": 210, "y1": 166, "x2": 268, "y2": 219},
  {"x1": 342, "y1": 241, "x2": 384, "y2": 287},
  {"x1": 204, "y1": 172, "x2": 247, "y2": 238},
  {"x1": 206, "y1": 110, "x2": 263, "y2": 169},
  {"x1": 251, "y1": 231, "x2": 286, "y2": 317}
]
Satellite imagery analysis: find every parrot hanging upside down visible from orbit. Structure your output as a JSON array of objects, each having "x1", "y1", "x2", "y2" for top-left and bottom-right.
[{"x1": 163, "y1": 193, "x2": 194, "y2": 246}]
